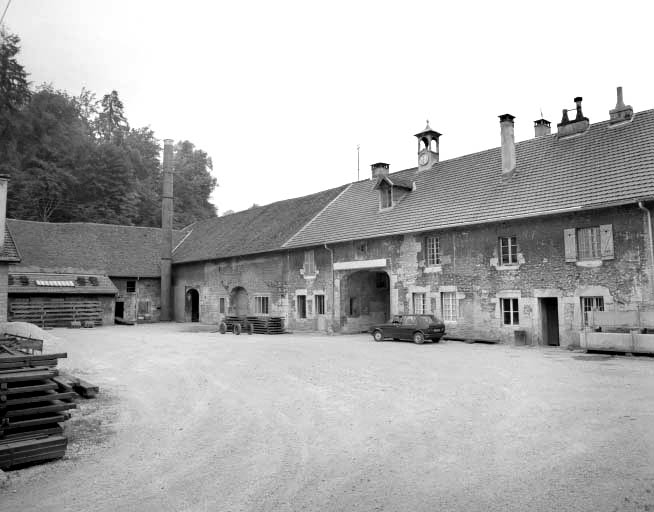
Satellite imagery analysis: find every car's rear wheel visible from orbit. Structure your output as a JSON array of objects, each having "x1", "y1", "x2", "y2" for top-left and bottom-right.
[
  {"x1": 413, "y1": 331, "x2": 425, "y2": 344},
  {"x1": 372, "y1": 330, "x2": 384, "y2": 342}
]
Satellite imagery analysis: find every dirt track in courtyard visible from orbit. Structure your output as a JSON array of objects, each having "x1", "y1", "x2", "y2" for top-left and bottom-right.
[{"x1": 2, "y1": 324, "x2": 654, "y2": 511}]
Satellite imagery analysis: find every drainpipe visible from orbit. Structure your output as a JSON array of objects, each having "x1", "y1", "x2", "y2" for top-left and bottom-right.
[
  {"x1": 638, "y1": 201, "x2": 654, "y2": 301},
  {"x1": 324, "y1": 243, "x2": 335, "y2": 332}
]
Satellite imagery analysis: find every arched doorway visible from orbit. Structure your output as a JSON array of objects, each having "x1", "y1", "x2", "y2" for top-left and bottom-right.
[
  {"x1": 185, "y1": 288, "x2": 200, "y2": 322},
  {"x1": 230, "y1": 286, "x2": 249, "y2": 317},
  {"x1": 340, "y1": 270, "x2": 390, "y2": 333}
]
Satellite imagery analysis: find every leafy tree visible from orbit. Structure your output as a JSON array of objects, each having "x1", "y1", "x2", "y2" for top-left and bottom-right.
[
  {"x1": 172, "y1": 140, "x2": 217, "y2": 228},
  {"x1": 75, "y1": 87, "x2": 100, "y2": 138},
  {"x1": 97, "y1": 90, "x2": 129, "y2": 145},
  {"x1": 0, "y1": 29, "x2": 30, "y2": 172}
]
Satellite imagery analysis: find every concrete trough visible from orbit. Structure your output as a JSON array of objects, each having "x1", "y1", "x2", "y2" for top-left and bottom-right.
[{"x1": 580, "y1": 331, "x2": 654, "y2": 354}]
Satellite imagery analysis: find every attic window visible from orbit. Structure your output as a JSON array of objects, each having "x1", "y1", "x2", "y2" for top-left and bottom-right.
[
  {"x1": 19, "y1": 275, "x2": 29, "y2": 286},
  {"x1": 126, "y1": 280, "x2": 136, "y2": 293},
  {"x1": 76, "y1": 276, "x2": 87, "y2": 287},
  {"x1": 89, "y1": 277, "x2": 99, "y2": 286},
  {"x1": 380, "y1": 183, "x2": 393, "y2": 209},
  {"x1": 8, "y1": 275, "x2": 14, "y2": 286}
]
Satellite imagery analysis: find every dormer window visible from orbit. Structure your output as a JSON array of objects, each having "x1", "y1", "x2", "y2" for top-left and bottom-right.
[
  {"x1": 380, "y1": 183, "x2": 393, "y2": 209},
  {"x1": 374, "y1": 175, "x2": 414, "y2": 211}
]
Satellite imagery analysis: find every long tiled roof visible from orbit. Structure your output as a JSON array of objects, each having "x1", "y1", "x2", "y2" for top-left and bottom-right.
[
  {"x1": 7, "y1": 220, "x2": 185, "y2": 277},
  {"x1": 172, "y1": 185, "x2": 348, "y2": 264},
  {"x1": 8, "y1": 272, "x2": 117, "y2": 295},
  {"x1": 285, "y1": 110, "x2": 654, "y2": 248}
]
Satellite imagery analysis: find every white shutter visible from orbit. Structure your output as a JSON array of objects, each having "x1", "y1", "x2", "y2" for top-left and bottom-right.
[
  {"x1": 564, "y1": 228, "x2": 577, "y2": 262},
  {"x1": 600, "y1": 224, "x2": 614, "y2": 260}
]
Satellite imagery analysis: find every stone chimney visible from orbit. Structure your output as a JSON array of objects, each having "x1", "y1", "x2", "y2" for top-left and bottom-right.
[
  {"x1": 609, "y1": 86, "x2": 633, "y2": 125},
  {"x1": 160, "y1": 139, "x2": 174, "y2": 321},
  {"x1": 371, "y1": 162, "x2": 390, "y2": 179},
  {"x1": 557, "y1": 96, "x2": 589, "y2": 137},
  {"x1": 0, "y1": 175, "x2": 8, "y2": 253},
  {"x1": 499, "y1": 114, "x2": 516, "y2": 176},
  {"x1": 534, "y1": 118, "x2": 551, "y2": 137}
]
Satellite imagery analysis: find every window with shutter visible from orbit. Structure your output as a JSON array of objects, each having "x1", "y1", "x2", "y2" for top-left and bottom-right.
[
  {"x1": 564, "y1": 228, "x2": 577, "y2": 261},
  {"x1": 599, "y1": 224, "x2": 614, "y2": 260},
  {"x1": 303, "y1": 250, "x2": 316, "y2": 275}
]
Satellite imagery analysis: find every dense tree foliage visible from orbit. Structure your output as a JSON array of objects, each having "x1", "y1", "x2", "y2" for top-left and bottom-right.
[{"x1": 0, "y1": 30, "x2": 217, "y2": 227}]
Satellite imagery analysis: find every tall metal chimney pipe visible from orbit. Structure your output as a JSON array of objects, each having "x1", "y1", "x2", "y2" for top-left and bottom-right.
[{"x1": 160, "y1": 139, "x2": 174, "y2": 321}]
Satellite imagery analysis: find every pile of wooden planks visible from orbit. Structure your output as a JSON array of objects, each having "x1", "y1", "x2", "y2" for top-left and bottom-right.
[
  {"x1": 9, "y1": 301, "x2": 103, "y2": 328},
  {"x1": 0, "y1": 342, "x2": 76, "y2": 470},
  {"x1": 245, "y1": 316, "x2": 285, "y2": 334}
]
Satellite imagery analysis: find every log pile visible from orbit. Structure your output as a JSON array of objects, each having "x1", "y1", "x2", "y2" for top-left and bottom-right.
[{"x1": 0, "y1": 340, "x2": 76, "y2": 470}]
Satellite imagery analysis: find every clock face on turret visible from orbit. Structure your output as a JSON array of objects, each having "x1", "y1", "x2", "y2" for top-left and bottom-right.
[{"x1": 419, "y1": 152, "x2": 429, "y2": 166}]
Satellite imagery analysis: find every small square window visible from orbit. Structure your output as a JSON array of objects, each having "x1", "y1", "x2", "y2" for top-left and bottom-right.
[
  {"x1": 501, "y1": 298, "x2": 519, "y2": 325},
  {"x1": 126, "y1": 280, "x2": 136, "y2": 293}
]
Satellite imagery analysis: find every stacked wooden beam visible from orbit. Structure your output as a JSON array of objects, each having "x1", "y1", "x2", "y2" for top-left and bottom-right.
[
  {"x1": 0, "y1": 343, "x2": 76, "y2": 470},
  {"x1": 245, "y1": 316, "x2": 285, "y2": 334},
  {"x1": 9, "y1": 301, "x2": 103, "y2": 328}
]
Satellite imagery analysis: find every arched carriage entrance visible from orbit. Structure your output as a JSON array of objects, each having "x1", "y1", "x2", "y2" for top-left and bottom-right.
[
  {"x1": 230, "y1": 286, "x2": 249, "y2": 316},
  {"x1": 185, "y1": 288, "x2": 200, "y2": 322},
  {"x1": 340, "y1": 270, "x2": 390, "y2": 333}
]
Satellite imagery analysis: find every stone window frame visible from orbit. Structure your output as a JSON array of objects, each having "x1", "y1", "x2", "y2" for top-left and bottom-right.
[
  {"x1": 500, "y1": 297, "x2": 520, "y2": 326},
  {"x1": 580, "y1": 296, "x2": 605, "y2": 326},
  {"x1": 425, "y1": 236, "x2": 441, "y2": 266},
  {"x1": 254, "y1": 296, "x2": 270, "y2": 315},
  {"x1": 412, "y1": 292, "x2": 426, "y2": 314},
  {"x1": 315, "y1": 294, "x2": 325, "y2": 315},
  {"x1": 499, "y1": 236, "x2": 518, "y2": 265},
  {"x1": 441, "y1": 291, "x2": 457, "y2": 322}
]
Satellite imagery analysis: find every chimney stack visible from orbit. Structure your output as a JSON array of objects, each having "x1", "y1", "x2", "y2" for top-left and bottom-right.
[
  {"x1": 534, "y1": 118, "x2": 551, "y2": 137},
  {"x1": 609, "y1": 86, "x2": 633, "y2": 125},
  {"x1": 499, "y1": 114, "x2": 516, "y2": 176},
  {"x1": 0, "y1": 175, "x2": 8, "y2": 253},
  {"x1": 160, "y1": 139, "x2": 174, "y2": 321},
  {"x1": 371, "y1": 162, "x2": 390, "y2": 179},
  {"x1": 557, "y1": 96, "x2": 589, "y2": 138}
]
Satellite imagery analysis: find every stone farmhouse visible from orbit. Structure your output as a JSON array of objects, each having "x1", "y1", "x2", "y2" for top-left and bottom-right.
[{"x1": 0, "y1": 88, "x2": 653, "y2": 348}]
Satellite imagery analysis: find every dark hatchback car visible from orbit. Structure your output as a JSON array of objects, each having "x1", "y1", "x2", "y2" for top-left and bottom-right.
[{"x1": 369, "y1": 314, "x2": 446, "y2": 344}]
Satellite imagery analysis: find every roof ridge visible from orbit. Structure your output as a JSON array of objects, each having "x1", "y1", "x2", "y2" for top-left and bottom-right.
[
  {"x1": 283, "y1": 183, "x2": 353, "y2": 248},
  {"x1": 6, "y1": 218, "x2": 183, "y2": 232}
]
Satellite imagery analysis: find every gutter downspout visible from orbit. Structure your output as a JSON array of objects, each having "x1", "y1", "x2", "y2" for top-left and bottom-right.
[
  {"x1": 324, "y1": 244, "x2": 334, "y2": 333},
  {"x1": 638, "y1": 201, "x2": 654, "y2": 301}
]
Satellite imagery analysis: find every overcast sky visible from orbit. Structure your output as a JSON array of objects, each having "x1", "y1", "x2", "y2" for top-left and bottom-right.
[{"x1": 5, "y1": 0, "x2": 654, "y2": 215}]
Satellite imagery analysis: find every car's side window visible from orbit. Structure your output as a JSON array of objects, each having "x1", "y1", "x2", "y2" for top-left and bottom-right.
[
  {"x1": 403, "y1": 315, "x2": 416, "y2": 325},
  {"x1": 417, "y1": 317, "x2": 429, "y2": 329}
]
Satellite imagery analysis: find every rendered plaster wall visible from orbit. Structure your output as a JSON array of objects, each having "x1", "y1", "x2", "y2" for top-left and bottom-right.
[{"x1": 0, "y1": 264, "x2": 6, "y2": 322}]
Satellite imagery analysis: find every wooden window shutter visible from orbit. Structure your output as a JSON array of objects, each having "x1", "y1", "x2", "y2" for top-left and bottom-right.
[
  {"x1": 564, "y1": 228, "x2": 577, "y2": 262},
  {"x1": 600, "y1": 224, "x2": 614, "y2": 260}
]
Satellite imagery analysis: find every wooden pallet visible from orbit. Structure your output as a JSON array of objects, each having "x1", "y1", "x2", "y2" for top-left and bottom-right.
[
  {"x1": 245, "y1": 316, "x2": 285, "y2": 334},
  {"x1": 0, "y1": 435, "x2": 67, "y2": 469}
]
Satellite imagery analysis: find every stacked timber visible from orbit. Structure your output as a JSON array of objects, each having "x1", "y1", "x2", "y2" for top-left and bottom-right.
[
  {"x1": 0, "y1": 342, "x2": 76, "y2": 469},
  {"x1": 9, "y1": 301, "x2": 103, "y2": 328},
  {"x1": 245, "y1": 316, "x2": 285, "y2": 334}
]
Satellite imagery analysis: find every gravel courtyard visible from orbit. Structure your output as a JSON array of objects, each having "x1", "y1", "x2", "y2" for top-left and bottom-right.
[{"x1": 2, "y1": 324, "x2": 654, "y2": 512}]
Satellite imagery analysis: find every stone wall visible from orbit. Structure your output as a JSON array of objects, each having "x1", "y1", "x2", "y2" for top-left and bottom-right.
[
  {"x1": 112, "y1": 277, "x2": 161, "y2": 323},
  {"x1": 171, "y1": 204, "x2": 652, "y2": 347}
]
